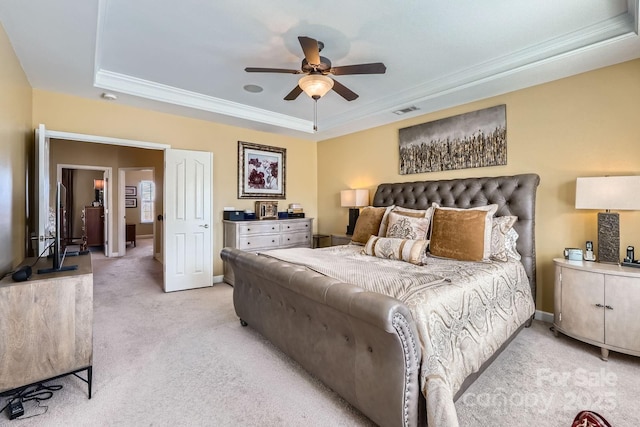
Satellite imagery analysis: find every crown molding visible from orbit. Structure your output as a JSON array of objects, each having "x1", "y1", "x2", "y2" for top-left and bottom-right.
[{"x1": 94, "y1": 69, "x2": 315, "y2": 133}]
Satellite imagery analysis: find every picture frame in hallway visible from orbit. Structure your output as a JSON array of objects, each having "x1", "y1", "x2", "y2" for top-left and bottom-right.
[
  {"x1": 238, "y1": 141, "x2": 286, "y2": 199},
  {"x1": 125, "y1": 186, "x2": 137, "y2": 196},
  {"x1": 125, "y1": 198, "x2": 137, "y2": 208}
]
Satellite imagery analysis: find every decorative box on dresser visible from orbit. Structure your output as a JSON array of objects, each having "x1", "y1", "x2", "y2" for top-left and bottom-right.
[
  {"x1": 223, "y1": 218, "x2": 313, "y2": 285},
  {"x1": 553, "y1": 258, "x2": 640, "y2": 361}
]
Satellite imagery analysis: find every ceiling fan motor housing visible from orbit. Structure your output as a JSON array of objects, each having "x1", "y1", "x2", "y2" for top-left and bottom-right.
[{"x1": 302, "y1": 57, "x2": 332, "y2": 73}]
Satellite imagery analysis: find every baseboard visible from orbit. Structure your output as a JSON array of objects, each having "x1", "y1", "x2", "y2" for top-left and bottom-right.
[
  {"x1": 213, "y1": 274, "x2": 224, "y2": 284},
  {"x1": 137, "y1": 234, "x2": 153, "y2": 239},
  {"x1": 535, "y1": 309, "x2": 553, "y2": 323},
  {"x1": 154, "y1": 253, "x2": 162, "y2": 262}
]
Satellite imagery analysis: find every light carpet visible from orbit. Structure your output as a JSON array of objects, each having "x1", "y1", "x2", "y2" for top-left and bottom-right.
[{"x1": 4, "y1": 238, "x2": 638, "y2": 426}]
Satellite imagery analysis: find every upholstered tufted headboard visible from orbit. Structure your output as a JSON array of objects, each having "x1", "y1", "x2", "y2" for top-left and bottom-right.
[{"x1": 372, "y1": 173, "x2": 540, "y2": 304}]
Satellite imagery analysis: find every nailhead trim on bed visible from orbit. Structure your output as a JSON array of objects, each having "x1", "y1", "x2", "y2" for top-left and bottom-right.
[{"x1": 393, "y1": 312, "x2": 419, "y2": 427}]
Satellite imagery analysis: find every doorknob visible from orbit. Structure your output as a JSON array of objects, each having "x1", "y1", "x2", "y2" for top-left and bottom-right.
[{"x1": 199, "y1": 224, "x2": 209, "y2": 228}]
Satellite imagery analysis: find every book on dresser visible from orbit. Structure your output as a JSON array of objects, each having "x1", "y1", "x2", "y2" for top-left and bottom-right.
[{"x1": 222, "y1": 217, "x2": 313, "y2": 285}]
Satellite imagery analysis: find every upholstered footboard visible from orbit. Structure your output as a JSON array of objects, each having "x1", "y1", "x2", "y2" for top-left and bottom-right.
[{"x1": 220, "y1": 247, "x2": 424, "y2": 427}]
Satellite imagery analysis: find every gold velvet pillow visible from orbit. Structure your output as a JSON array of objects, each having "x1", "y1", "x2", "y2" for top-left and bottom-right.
[
  {"x1": 350, "y1": 206, "x2": 387, "y2": 245},
  {"x1": 363, "y1": 236, "x2": 429, "y2": 265},
  {"x1": 385, "y1": 211, "x2": 430, "y2": 240},
  {"x1": 429, "y1": 204, "x2": 498, "y2": 261}
]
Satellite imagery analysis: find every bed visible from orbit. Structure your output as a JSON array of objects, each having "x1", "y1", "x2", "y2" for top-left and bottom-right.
[{"x1": 220, "y1": 173, "x2": 540, "y2": 426}]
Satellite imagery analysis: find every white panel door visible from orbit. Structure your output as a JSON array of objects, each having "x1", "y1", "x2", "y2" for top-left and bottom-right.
[
  {"x1": 164, "y1": 148, "x2": 213, "y2": 292},
  {"x1": 35, "y1": 124, "x2": 50, "y2": 257}
]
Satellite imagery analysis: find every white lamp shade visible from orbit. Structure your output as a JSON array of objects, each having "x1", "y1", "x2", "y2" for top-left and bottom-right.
[
  {"x1": 341, "y1": 189, "x2": 369, "y2": 208},
  {"x1": 299, "y1": 74, "x2": 334, "y2": 99},
  {"x1": 575, "y1": 176, "x2": 640, "y2": 210},
  {"x1": 94, "y1": 179, "x2": 104, "y2": 190}
]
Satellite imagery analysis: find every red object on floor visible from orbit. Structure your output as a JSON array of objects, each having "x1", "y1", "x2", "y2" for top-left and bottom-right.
[{"x1": 572, "y1": 411, "x2": 612, "y2": 427}]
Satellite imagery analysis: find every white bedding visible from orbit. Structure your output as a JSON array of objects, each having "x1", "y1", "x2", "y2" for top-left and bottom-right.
[{"x1": 261, "y1": 244, "x2": 535, "y2": 426}]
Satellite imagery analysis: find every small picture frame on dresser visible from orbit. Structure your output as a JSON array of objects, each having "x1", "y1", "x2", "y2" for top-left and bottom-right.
[{"x1": 255, "y1": 201, "x2": 278, "y2": 220}]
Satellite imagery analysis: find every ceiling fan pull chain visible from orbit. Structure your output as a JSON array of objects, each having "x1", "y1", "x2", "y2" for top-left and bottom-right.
[{"x1": 313, "y1": 98, "x2": 318, "y2": 132}]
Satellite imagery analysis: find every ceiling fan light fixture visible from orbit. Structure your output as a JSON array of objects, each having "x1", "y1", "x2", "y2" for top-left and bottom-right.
[{"x1": 298, "y1": 74, "x2": 334, "y2": 99}]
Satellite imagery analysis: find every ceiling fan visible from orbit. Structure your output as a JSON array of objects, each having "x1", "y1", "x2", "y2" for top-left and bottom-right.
[{"x1": 245, "y1": 36, "x2": 386, "y2": 102}]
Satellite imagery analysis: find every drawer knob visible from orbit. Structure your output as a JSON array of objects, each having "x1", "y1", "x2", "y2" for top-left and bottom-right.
[
  {"x1": 247, "y1": 228, "x2": 251, "y2": 231},
  {"x1": 605, "y1": 305, "x2": 614, "y2": 310},
  {"x1": 595, "y1": 303, "x2": 604, "y2": 308}
]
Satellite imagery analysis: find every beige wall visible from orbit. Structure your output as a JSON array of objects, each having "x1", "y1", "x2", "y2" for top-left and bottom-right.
[
  {"x1": 318, "y1": 59, "x2": 640, "y2": 313},
  {"x1": 0, "y1": 24, "x2": 32, "y2": 273},
  {"x1": 32, "y1": 89, "x2": 318, "y2": 276}
]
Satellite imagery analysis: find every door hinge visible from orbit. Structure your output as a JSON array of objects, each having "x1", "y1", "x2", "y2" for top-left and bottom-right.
[{"x1": 559, "y1": 312, "x2": 562, "y2": 322}]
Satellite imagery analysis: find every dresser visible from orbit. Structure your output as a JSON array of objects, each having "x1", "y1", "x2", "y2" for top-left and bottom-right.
[
  {"x1": 84, "y1": 206, "x2": 104, "y2": 247},
  {"x1": 553, "y1": 258, "x2": 640, "y2": 360},
  {"x1": 223, "y1": 218, "x2": 313, "y2": 284}
]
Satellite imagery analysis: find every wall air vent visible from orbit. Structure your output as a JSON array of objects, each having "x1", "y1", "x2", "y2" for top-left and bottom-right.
[{"x1": 392, "y1": 106, "x2": 419, "y2": 115}]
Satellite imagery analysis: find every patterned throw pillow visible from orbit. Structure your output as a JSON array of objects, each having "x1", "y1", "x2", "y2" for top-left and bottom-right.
[
  {"x1": 363, "y1": 236, "x2": 429, "y2": 265},
  {"x1": 350, "y1": 206, "x2": 387, "y2": 245},
  {"x1": 428, "y1": 204, "x2": 498, "y2": 261},
  {"x1": 490, "y1": 216, "x2": 518, "y2": 262},
  {"x1": 378, "y1": 206, "x2": 433, "y2": 237},
  {"x1": 505, "y1": 228, "x2": 521, "y2": 261},
  {"x1": 385, "y1": 211, "x2": 430, "y2": 240}
]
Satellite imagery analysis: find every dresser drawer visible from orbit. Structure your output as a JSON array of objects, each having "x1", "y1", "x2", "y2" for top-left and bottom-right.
[
  {"x1": 281, "y1": 221, "x2": 311, "y2": 233},
  {"x1": 238, "y1": 234, "x2": 281, "y2": 250},
  {"x1": 281, "y1": 232, "x2": 311, "y2": 247},
  {"x1": 237, "y1": 222, "x2": 279, "y2": 235}
]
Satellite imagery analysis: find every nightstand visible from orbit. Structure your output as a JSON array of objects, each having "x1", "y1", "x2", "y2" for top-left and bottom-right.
[
  {"x1": 330, "y1": 234, "x2": 352, "y2": 246},
  {"x1": 553, "y1": 258, "x2": 640, "y2": 361}
]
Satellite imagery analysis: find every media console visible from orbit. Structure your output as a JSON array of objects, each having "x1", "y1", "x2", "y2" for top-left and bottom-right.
[{"x1": 0, "y1": 253, "x2": 93, "y2": 398}]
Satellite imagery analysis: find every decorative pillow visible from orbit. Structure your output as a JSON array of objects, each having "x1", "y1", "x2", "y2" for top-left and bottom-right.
[
  {"x1": 378, "y1": 205, "x2": 433, "y2": 236},
  {"x1": 385, "y1": 211, "x2": 430, "y2": 240},
  {"x1": 505, "y1": 228, "x2": 521, "y2": 261},
  {"x1": 363, "y1": 236, "x2": 429, "y2": 265},
  {"x1": 350, "y1": 206, "x2": 387, "y2": 245},
  {"x1": 428, "y1": 204, "x2": 498, "y2": 261},
  {"x1": 490, "y1": 216, "x2": 518, "y2": 262}
]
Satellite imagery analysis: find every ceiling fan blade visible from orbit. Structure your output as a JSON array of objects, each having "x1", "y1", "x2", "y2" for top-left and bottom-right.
[
  {"x1": 245, "y1": 67, "x2": 300, "y2": 74},
  {"x1": 330, "y1": 62, "x2": 387, "y2": 75},
  {"x1": 331, "y1": 79, "x2": 359, "y2": 101},
  {"x1": 298, "y1": 36, "x2": 321, "y2": 66},
  {"x1": 284, "y1": 85, "x2": 303, "y2": 101}
]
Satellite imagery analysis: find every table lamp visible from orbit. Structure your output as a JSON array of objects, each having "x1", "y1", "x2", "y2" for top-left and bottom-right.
[
  {"x1": 340, "y1": 189, "x2": 369, "y2": 235},
  {"x1": 575, "y1": 176, "x2": 640, "y2": 263},
  {"x1": 94, "y1": 179, "x2": 104, "y2": 206}
]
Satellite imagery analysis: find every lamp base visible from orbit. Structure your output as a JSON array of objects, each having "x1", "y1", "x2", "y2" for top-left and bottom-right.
[
  {"x1": 346, "y1": 208, "x2": 360, "y2": 236},
  {"x1": 598, "y1": 212, "x2": 619, "y2": 264}
]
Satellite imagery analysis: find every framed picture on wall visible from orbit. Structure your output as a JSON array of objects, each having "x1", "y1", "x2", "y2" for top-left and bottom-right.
[
  {"x1": 125, "y1": 186, "x2": 137, "y2": 197},
  {"x1": 238, "y1": 141, "x2": 286, "y2": 199},
  {"x1": 125, "y1": 198, "x2": 137, "y2": 208}
]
